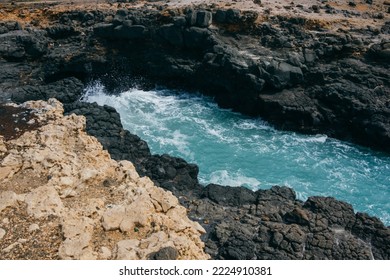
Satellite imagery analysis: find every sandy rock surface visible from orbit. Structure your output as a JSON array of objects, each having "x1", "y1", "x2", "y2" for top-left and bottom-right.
[{"x1": 0, "y1": 98, "x2": 209, "y2": 260}]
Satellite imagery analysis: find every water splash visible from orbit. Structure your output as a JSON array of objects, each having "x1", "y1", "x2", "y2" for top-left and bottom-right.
[{"x1": 82, "y1": 82, "x2": 390, "y2": 225}]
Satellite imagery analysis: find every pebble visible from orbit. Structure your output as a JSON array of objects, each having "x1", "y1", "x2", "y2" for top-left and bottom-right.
[
  {"x1": 2, "y1": 218, "x2": 9, "y2": 224},
  {"x1": 100, "y1": 246, "x2": 112, "y2": 259},
  {"x1": 2, "y1": 242, "x2": 18, "y2": 253},
  {"x1": 28, "y1": 224, "x2": 40, "y2": 232}
]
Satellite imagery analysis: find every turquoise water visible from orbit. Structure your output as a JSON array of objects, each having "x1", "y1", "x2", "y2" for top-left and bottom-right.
[{"x1": 82, "y1": 82, "x2": 390, "y2": 225}]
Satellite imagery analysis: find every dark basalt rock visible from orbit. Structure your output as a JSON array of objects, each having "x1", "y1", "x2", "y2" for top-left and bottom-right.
[
  {"x1": 303, "y1": 197, "x2": 356, "y2": 229},
  {"x1": 187, "y1": 10, "x2": 212, "y2": 28},
  {"x1": 0, "y1": 21, "x2": 22, "y2": 35},
  {"x1": 94, "y1": 22, "x2": 146, "y2": 40},
  {"x1": 46, "y1": 24, "x2": 79, "y2": 39},
  {"x1": 0, "y1": 30, "x2": 47, "y2": 61},
  {"x1": 157, "y1": 24, "x2": 184, "y2": 47},
  {"x1": 203, "y1": 184, "x2": 257, "y2": 207},
  {"x1": 148, "y1": 246, "x2": 179, "y2": 260},
  {"x1": 11, "y1": 77, "x2": 84, "y2": 104},
  {"x1": 1, "y1": 5, "x2": 389, "y2": 261}
]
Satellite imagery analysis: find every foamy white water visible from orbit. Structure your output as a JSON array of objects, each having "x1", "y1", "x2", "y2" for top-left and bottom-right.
[{"x1": 82, "y1": 82, "x2": 390, "y2": 225}]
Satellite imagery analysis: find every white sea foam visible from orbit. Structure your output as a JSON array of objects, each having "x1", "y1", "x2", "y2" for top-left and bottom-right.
[
  {"x1": 81, "y1": 82, "x2": 390, "y2": 225},
  {"x1": 296, "y1": 134, "x2": 328, "y2": 143},
  {"x1": 208, "y1": 170, "x2": 261, "y2": 190}
]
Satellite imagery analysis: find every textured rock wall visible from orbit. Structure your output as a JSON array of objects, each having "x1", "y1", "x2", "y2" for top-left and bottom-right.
[{"x1": 0, "y1": 99, "x2": 209, "y2": 260}]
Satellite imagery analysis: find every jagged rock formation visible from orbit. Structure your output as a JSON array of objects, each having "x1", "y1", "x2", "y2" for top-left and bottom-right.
[
  {"x1": 0, "y1": 99, "x2": 209, "y2": 260},
  {"x1": 0, "y1": 1, "x2": 389, "y2": 260},
  {"x1": 1, "y1": 1, "x2": 389, "y2": 152}
]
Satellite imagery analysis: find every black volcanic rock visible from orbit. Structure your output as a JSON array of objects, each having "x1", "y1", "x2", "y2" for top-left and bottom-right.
[
  {"x1": 203, "y1": 184, "x2": 257, "y2": 206},
  {"x1": 0, "y1": 30, "x2": 47, "y2": 61},
  {"x1": 1, "y1": 4, "x2": 389, "y2": 261},
  {"x1": 11, "y1": 77, "x2": 84, "y2": 104}
]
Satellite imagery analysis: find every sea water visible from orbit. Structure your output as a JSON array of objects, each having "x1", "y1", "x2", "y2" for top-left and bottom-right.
[{"x1": 82, "y1": 82, "x2": 390, "y2": 225}]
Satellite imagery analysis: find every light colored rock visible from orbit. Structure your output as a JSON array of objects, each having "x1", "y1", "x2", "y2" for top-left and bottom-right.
[
  {"x1": 0, "y1": 136, "x2": 6, "y2": 153},
  {"x1": 0, "y1": 228, "x2": 6, "y2": 240},
  {"x1": 0, "y1": 99, "x2": 209, "y2": 260},
  {"x1": 58, "y1": 214, "x2": 95, "y2": 260},
  {"x1": 28, "y1": 224, "x2": 40, "y2": 232},
  {"x1": 101, "y1": 205, "x2": 126, "y2": 231},
  {"x1": 0, "y1": 191, "x2": 18, "y2": 212},
  {"x1": 150, "y1": 188, "x2": 179, "y2": 213},
  {"x1": 0, "y1": 166, "x2": 15, "y2": 180},
  {"x1": 59, "y1": 188, "x2": 77, "y2": 198},
  {"x1": 100, "y1": 247, "x2": 112, "y2": 259},
  {"x1": 2, "y1": 218, "x2": 9, "y2": 224},
  {"x1": 2, "y1": 242, "x2": 19, "y2": 253},
  {"x1": 25, "y1": 186, "x2": 64, "y2": 218},
  {"x1": 115, "y1": 240, "x2": 140, "y2": 260}
]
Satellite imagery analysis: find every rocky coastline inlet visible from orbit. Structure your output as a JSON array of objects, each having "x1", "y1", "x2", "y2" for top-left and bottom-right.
[{"x1": 0, "y1": 0, "x2": 389, "y2": 259}]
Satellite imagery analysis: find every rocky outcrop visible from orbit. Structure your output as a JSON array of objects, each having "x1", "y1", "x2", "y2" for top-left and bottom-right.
[
  {"x1": 1, "y1": 2, "x2": 389, "y2": 152},
  {"x1": 0, "y1": 99, "x2": 208, "y2": 260},
  {"x1": 0, "y1": 1, "x2": 389, "y2": 260}
]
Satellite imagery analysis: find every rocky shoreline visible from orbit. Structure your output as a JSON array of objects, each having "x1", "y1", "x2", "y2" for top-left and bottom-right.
[{"x1": 1, "y1": 0, "x2": 389, "y2": 259}]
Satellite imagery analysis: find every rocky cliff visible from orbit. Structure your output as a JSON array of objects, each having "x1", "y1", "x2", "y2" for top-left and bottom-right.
[
  {"x1": 0, "y1": 99, "x2": 209, "y2": 260},
  {"x1": 0, "y1": 0, "x2": 389, "y2": 260}
]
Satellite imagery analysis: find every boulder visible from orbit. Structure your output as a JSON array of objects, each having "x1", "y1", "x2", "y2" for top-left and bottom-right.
[
  {"x1": 148, "y1": 246, "x2": 178, "y2": 260},
  {"x1": 187, "y1": 10, "x2": 212, "y2": 28},
  {"x1": 265, "y1": 60, "x2": 304, "y2": 89},
  {"x1": 0, "y1": 21, "x2": 22, "y2": 35},
  {"x1": 46, "y1": 24, "x2": 78, "y2": 39},
  {"x1": 157, "y1": 24, "x2": 184, "y2": 47},
  {"x1": 203, "y1": 184, "x2": 257, "y2": 207},
  {"x1": 113, "y1": 24, "x2": 146, "y2": 40},
  {"x1": 0, "y1": 30, "x2": 47, "y2": 61},
  {"x1": 11, "y1": 77, "x2": 84, "y2": 104},
  {"x1": 183, "y1": 27, "x2": 215, "y2": 49}
]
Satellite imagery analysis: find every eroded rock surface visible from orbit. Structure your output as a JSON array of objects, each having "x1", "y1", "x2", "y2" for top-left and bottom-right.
[
  {"x1": 0, "y1": 99, "x2": 208, "y2": 260},
  {"x1": 0, "y1": 1, "x2": 389, "y2": 260}
]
